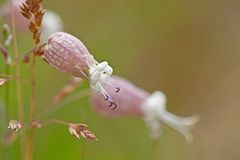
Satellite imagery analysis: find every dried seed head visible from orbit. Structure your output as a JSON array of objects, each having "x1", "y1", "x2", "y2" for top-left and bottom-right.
[
  {"x1": 8, "y1": 120, "x2": 23, "y2": 131},
  {"x1": 68, "y1": 123, "x2": 98, "y2": 141},
  {"x1": 20, "y1": 0, "x2": 45, "y2": 44}
]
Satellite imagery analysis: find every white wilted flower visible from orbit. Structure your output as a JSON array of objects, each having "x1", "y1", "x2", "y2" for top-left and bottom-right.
[
  {"x1": 8, "y1": 120, "x2": 23, "y2": 132},
  {"x1": 91, "y1": 75, "x2": 199, "y2": 143}
]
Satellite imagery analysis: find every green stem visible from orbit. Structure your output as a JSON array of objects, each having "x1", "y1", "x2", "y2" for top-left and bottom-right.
[
  {"x1": 26, "y1": 50, "x2": 36, "y2": 160},
  {"x1": 3, "y1": 65, "x2": 10, "y2": 160},
  {"x1": 80, "y1": 141, "x2": 86, "y2": 160},
  {"x1": 35, "y1": 89, "x2": 91, "y2": 121},
  {"x1": 5, "y1": 65, "x2": 10, "y2": 118},
  {"x1": 16, "y1": 89, "x2": 91, "y2": 137},
  {"x1": 10, "y1": 1, "x2": 25, "y2": 159}
]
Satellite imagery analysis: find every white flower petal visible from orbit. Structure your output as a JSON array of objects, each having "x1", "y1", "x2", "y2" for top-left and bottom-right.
[{"x1": 141, "y1": 91, "x2": 199, "y2": 143}]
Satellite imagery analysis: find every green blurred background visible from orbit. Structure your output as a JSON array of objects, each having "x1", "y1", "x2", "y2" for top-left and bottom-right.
[{"x1": 1, "y1": 0, "x2": 240, "y2": 159}]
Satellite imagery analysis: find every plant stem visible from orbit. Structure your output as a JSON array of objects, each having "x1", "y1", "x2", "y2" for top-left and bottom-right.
[
  {"x1": 3, "y1": 65, "x2": 10, "y2": 160},
  {"x1": 10, "y1": 1, "x2": 25, "y2": 159},
  {"x1": 31, "y1": 54, "x2": 36, "y2": 119},
  {"x1": 5, "y1": 65, "x2": 10, "y2": 119},
  {"x1": 36, "y1": 89, "x2": 91, "y2": 121},
  {"x1": 16, "y1": 89, "x2": 91, "y2": 137},
  {"x1": 42, "y1": 119, "x2": 69, "y2": 126},
  {"x1": 26, "y1": 51, "x2": 36, "y2": 160},
  {"x1": 80, "y1": 141, "x2": 86, "y2": 160}
]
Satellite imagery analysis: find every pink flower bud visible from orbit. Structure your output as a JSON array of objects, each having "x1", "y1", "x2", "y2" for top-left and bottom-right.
[
  {"x1": 91, "y1": 75, "x2": 199, "y2": 143},
  {"x1": 44, "y1": 32, "x2": 117, "y2": 104}
]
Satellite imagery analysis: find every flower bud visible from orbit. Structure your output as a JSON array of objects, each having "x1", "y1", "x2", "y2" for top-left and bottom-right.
[{"x1": 91, "y1": 75, "x2": 199, "y2": 143}]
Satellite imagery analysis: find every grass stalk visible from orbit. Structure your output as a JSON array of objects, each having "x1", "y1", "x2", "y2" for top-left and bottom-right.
[
  {"x1": 10, "y1": 1, "x2": 26, "y2": 160},
  {"x1": 4, "y1": 65, "x2": 10, "y2": 119},
  {"x1": 26, "y1": 45, "x2": 36, "y2": 160}
]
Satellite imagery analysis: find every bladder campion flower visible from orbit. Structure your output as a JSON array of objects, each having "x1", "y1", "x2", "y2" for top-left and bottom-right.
[
  {"x1": 91, "y1": 75, "x2": 199, "y2": 143},
  {"x1": 43, "y1": 32, "x2": 119, "y2": 108}
]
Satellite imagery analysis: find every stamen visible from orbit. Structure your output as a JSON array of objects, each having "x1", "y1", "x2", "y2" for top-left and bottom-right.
[
  {"x1": 112, "y1": 102, "x2": 117, "y2": 110},
  {"x1": 115, "y1": 87, "x2": 120, "y2": 93},
  {"x1": 104, "y1": 95, "x2": 109, "y2": 101},
  {"x1": 105, "y1": 82, "x2": 120, "y2": 93},
  {"x1": 108, "y1": 102, "x2": 113, "y2": 108},
  {"x1": 108, "y1": 101, "x2": 117, "y2": 109}
]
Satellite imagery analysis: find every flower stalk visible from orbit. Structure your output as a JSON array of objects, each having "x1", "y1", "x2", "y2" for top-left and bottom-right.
[
  {"x1": 20, "y1": 1, "x2": 45, "y2": 159},
  {"x1": 10, "y1": 0, "x2": 26, "y2": 159}
]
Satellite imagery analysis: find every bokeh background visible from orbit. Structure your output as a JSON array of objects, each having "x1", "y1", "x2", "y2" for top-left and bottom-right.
[{"x1": 1, "y1": 0, "x2": 240, "y2": 160}]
